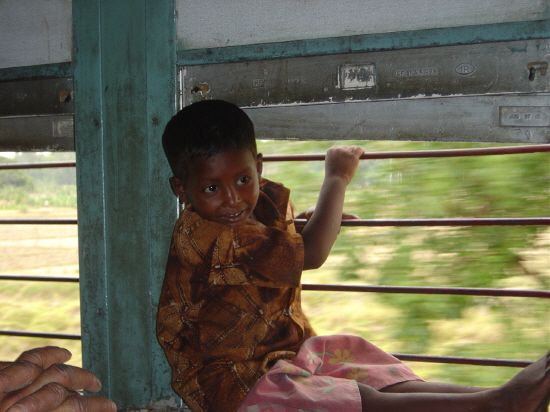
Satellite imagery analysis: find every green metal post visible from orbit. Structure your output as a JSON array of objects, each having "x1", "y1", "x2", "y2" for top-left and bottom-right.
[{"x1": 73, "y1": 0, "x2": 178, "y2": 409}]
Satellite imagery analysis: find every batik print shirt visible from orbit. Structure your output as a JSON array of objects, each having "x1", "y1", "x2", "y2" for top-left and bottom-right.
[{"x1": 156, "y1": 178, "x2": 316, "y2": 412}]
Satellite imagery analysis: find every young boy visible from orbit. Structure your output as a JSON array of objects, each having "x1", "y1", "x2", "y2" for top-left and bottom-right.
[{"x1": 156, "y1": 100, "x2": 550, "y2": 412}]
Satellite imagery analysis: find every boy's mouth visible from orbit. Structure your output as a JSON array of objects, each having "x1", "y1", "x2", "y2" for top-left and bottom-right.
[{"x1": 220, "y1": 209, "x2": 246, "y2": 224}]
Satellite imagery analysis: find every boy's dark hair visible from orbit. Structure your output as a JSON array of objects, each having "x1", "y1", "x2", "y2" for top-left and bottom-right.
[{"x1": 162, "y1": 100, "x2": 257, "y2": 180}]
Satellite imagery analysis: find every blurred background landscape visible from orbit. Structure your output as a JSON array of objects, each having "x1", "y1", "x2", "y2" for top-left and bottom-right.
[{"x1": 0, "y1": 140, "x2": 548, "y2": 387}]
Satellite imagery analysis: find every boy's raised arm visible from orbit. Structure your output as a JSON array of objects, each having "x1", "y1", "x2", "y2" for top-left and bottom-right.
[{"x1": 299, "y1": 145, "x2": 364, "y2": 270}]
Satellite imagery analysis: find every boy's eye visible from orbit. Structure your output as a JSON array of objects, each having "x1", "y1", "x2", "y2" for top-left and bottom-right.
[
  {"x1": 238, "y1": 176, "x2": 251, "y2": 185},
  {"x1": 204, "y1": 185, "x2": 217, "y2": 193}
]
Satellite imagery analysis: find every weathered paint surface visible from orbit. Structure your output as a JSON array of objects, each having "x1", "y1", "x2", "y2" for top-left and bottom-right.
[
  {"x1": 181, "y1": 39, "x2": 549, "y2": 107},
  {"x1": 73, "y1": 0, "x2": 179, "y2": 409},
  {"x1": 176, "y1": 0, "x2": 549, "y2": 50},
  {"x1": 0, "y1": 0, "x2": 72, "y2": 69},
  {"x1": 177, "y1": 20, "x2": 550, "y2": 66},
  {"x1": 244, "y1": 94, "x2": 550, "y2": 143}
]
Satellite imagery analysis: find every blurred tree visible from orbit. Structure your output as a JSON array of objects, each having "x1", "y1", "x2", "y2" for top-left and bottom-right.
[{"x1": 258, "y1": 140, "x2": 549, "y2": 362}]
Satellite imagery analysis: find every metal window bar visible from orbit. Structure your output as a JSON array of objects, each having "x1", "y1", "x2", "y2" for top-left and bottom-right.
[
  {"x1": 262, "y1": 144, "x2": 550, "y2": 162},
  {"x1": 0, "y1": 161, "x2": 76, "y2": 170},
  {"x1": 0, "y1": 219, "x2": 77, "y2": 224},
  {"x1": 0, "y1": 330, "x2": 81, "y2": 340},
  {"x1": 0, "y1": 275, "x2": 79, "y2": 282},
  {"x1": 1, "y1": 144, "x2": 548, "y2": 365}
]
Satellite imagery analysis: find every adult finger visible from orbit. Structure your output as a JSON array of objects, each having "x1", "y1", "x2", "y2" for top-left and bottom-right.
[
  {"x1": 0, "y1": 361, "x2": 43, "y2": 394},
  {"x1": 16, "y1": 348, "x2": 72, "y2": 370},
  {"x1": 4, "y1": 384, "x2": 116, "y2": 412},
  {"x1": 2, "y1": 382, "x2": 69, "y2": 412},
  {"x1": 1, "y1": 365, "x2": 102, "y2": 410},
  {"x1": 0, "y1": 346, "x2": 71, "y2": 394}
]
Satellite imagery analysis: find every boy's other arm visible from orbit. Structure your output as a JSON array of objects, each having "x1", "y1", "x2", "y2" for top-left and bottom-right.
[{"x1": 299, "y1": 145, "x2": 364, "y2": 270}]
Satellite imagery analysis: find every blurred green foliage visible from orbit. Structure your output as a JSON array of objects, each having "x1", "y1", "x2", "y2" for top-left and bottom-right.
[
  {"x1": 0, "y1": 153, "x2": 76, "y2": 209},
  {"x1": 258, "y1": 139, "x2": 549, "y2": 385}
]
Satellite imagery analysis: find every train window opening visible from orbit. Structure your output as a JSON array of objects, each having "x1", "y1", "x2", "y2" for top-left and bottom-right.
[
  {"x1": 258, "y1": 139, "x2": 549, "y2": 387},
  {"x1": 0, "y1": 151, "x2": 81, "y2": 367},
  {"x1": 0, "y1": 140, "x2": 547, "y2": 390}
]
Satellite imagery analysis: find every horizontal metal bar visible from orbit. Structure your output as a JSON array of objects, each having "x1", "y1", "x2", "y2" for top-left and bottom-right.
[
  {"x1": 0, "y1": 161, "x2": 75, "y2": 170},
  {"x1": 3, "y1": 332, "x2": 525, "y2": 366},
  {"x1": 263, "y1": 144, "x2": 550, "y2": 162},
  {"x1": 302, "y1": 284, "x2": 550, "y2": 298},
  {"x1": 0, "y1": 219, "x2": 77, "y2": 225},
  {"x1": 0, "y1": 275, "x2": 79, "y2": 282},
  {"x1": 2, "y1": 218, "x2": 545, "y2": 227},
  {"x1": 0, "y1": 330, "x2": 81, "y2": 340},
  {"x1": 185, "y1": 40, "x2": 548, "y2": 108},
  {"x1": 0, "y1": 63, "x2": 73, "y2": 82},
  {"x1": 0, "y1": 78, "x2": 74, "y2": 117},
  {"x1": 1, "y1": 145, "x2": 545, "y2": 169},
  {"x1": 0, "y1": 115, "x2": 75, "y2": 152},
  {"x1": 295, "y1": 218, "x2": 550, "y2": 227},
  {"x1": 249, "y1": 96, "x2": 550, "y2": 144},
  {"x1": 392, "y1": 353, "x2": 532, "y2": 368}
]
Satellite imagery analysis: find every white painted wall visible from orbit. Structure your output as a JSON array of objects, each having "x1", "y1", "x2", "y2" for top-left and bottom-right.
[
  {"x1": 176, "y1": 0, "x2": 548, "y2": 50},
  {"x1": 0, "y1": 0, "x2": 72, "y2": 69},
  {"x1": 0, "y1": 0, "x2": 546, "y2": 68}
]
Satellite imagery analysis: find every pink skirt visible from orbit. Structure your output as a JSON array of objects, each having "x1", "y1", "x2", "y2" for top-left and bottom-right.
[{"x1": 238, "y1": 335, "x2": 422, "y2": 412}]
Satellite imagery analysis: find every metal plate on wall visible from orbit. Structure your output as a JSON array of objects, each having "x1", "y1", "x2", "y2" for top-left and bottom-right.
[
  {"x1": 181, "y1": 39, "x2": 548, "y2": 106},
  {"x1": 0, "y1": 77, "x2": 74, "y2": 150},
  {"x1": 0, "y1": 115, "x2": 74, "y2": 151},
  {"x1": 181, "y1": 39, "x2": 549, "y2": 143},
  {"x1": 244, "y1": 93, "x2": 549, "y2": 144},
  {"x1": 0, "y1": 78, "x2": 73, "y2": 116}
]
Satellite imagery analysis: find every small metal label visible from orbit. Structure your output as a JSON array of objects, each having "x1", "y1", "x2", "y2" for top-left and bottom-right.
[
  {"x1": 252, "y1": 78, "x2": 265, "y2": 88},
  {"x1": 393, "y1": 67, "x2": 440, "y2": 77},
  {"x1": 455, "y1": 63, "x2": 476, "y2": 75},
  {"x1": 287, "y1": 78, "x2": 302, "y2": 85},
  {"x1": 499, "y1": 106, "x2": 550, "y2": 127},
  {"x1": 339, "y1": 64, "x2": 376, "y2": 90}
]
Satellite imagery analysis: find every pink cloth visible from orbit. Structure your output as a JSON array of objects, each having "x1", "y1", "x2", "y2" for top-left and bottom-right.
[{"x1": 238, "y1": 335, "x2": 423, "y2": 412}]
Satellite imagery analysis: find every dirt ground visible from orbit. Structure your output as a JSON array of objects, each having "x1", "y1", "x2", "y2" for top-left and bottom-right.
[{"x1": 0, "y1": 208, "x2": 78, "y2": 272}]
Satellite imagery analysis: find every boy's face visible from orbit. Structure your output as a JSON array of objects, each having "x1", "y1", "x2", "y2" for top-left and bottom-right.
[{"x1": 170, "y1": 149, "x2": 263, "y2": 227}]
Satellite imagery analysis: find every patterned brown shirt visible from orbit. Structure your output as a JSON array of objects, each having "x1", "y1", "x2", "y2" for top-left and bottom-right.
[{"x1": 156, "y1": 179, "x2": 316, "y2": 412}]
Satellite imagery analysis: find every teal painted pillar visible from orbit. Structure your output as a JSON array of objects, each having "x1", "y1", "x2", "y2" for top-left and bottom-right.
[{"x1": 73, "y1": 0, "x2": 179, "y2": 408}]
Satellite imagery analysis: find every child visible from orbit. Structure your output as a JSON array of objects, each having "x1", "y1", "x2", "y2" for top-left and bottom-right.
[{"x1": 156, "y1": 100, "x2": 550, "y2": 412}]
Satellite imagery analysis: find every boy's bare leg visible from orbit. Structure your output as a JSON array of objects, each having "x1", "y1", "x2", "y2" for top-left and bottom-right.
[
  {"x1": 382, "y1": 380, "x2": 487, "y2": 393},
  {"x1": 384, "y1": 380, "x2": 548, "y2": 411},
  {"x1": 358, "y1": 350, "x2": 550, "y2": 412}
]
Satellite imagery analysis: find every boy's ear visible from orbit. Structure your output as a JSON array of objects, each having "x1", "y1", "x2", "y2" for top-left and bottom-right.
[
  {"x1": 256, "y1": 153, "x2": 263, "y2": 176},
  {"x1": 169, "y1": 176, "x2": 187, "y2": 204}
]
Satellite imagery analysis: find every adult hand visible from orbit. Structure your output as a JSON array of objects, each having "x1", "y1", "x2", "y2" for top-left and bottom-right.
[{"x1": 0, "y1": 346, "x2": 116, "y2": 412}]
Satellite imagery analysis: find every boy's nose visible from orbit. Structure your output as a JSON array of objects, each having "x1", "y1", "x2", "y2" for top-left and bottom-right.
[{"x1": 223, "y1": 186, "x2": 240, "y2": 206}]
